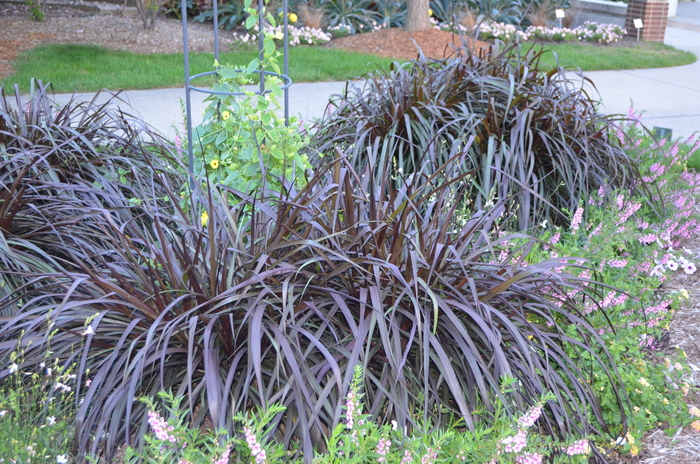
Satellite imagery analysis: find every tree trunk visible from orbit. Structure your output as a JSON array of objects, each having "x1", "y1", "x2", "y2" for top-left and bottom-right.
[{"x1": 405, "y1": 0, "x2": 431, "y2": 31}]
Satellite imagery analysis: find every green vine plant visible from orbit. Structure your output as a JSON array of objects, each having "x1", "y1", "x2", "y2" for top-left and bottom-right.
[{"x1": 190, "y1": 0, "x2": 310, "y2": 198}]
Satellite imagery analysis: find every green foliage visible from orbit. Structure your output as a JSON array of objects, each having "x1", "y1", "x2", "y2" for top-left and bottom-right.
[
  {"x1": 0, "y1": 339, "x2": 75, "y2": 463},
  {"x1": 374, "y1": 0, "x2": 406, "y2": 28},
  {"x1": 126, "y1": 372, "x2": 593, "y2": 464},
  {"x1": 430, "y1": 0, "x2": 469, "y2": 23},
  {"x1": 27, "y1": 0, "x2": 44, "y2": 22},
  {"x1": 194, "y1": 0, "x2": 247, "y2": 30},
  {"x1": 191, "y1": 1, "x2": 310, "y2": 194},
  {"x1": 468, "y1": 0, "x2": 523, "y2": 23}
]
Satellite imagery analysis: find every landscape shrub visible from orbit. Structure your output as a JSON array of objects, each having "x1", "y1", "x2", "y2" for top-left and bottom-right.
[{"x1": 306, "y1": 41, "x2": 649, "y2": 230}]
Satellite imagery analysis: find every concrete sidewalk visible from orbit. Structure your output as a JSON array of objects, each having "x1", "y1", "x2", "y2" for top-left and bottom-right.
[
  {"x1": 577, "y1": 1, "x2": 700, "y2": 139},
  {"x1": 37, "y1": 4, "x2": 700, "y2": 140}
]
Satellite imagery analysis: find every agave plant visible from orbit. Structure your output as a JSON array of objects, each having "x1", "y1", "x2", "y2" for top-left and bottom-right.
[
  {"x1": 320, "y1": 0, "x2": 380, "y2": 33},
  {"x1": 430, "y1": 0, "x2": 469, "y2": 23},
  {"x1": 468, "y1": 0, "x2": 524, "y2": 24},
  {"x1": 2, "y1": 84, "x2": 627, "y2": 462},
  {"x1": 306, "y1": 42, "x2": 653, "y2": 230},
  {"x1": 374, "y1": 0, "x2": 406, "y2": 28}
]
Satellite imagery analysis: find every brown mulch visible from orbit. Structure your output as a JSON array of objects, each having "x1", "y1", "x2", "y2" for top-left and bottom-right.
[{"x1": 326, "y1": 27, "x2": 491, "y2": 61}]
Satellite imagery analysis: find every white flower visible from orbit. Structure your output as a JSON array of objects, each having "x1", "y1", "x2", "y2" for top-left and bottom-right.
[
  {"x1": 0, "y1": 410, "x2": 7, "y2": 417},
  {"x1": 667, "y1": 260, "x2": 678, "y2": 271},
  {"x1": 391, "y1": 420, "x2": 398, "y2": 431},
  {"x1": 84, "y1": 325, "x2": 94, "y2": 336},
  {"x1": 56, "y1": 456, "x2": 68, "y2": 464},
  {"x1": 47, "y1": 416, "x2": 56, "y2": 426},
  {"x1": 8, "y1": 363, "x2": 18, "y2": 374}
]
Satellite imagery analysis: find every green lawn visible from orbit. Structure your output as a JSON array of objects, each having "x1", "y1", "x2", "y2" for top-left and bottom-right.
[
  {"x1": 1, "y1": 44, "x2": 399, "y2": 94},
  {"x1": 1, "y1": 40, "x2": 696, "y2": 94},
  {"x1": 528, "y1": 40, "x2": 696, "y2": 71}
]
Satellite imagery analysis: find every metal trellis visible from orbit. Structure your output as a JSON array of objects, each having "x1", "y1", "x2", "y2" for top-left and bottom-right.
[{"x1": 180, "y1": 0, "x2": 292, "y2": 177}]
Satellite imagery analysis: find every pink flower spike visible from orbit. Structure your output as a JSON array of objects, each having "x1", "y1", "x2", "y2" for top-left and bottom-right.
[
  {"x1": 570, "y1": 207, "x2": 584, "y2": 231},
  {"x1": 516, "y1": 452, "x2": 543, "y2": 464}
]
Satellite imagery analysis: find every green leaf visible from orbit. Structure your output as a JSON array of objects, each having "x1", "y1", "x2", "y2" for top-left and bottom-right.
[
  {"x1": 246, "y1": 58, "x2": 260, "y2": 75},
  {"x1": 215, "y1": 132, "x2": 227, "y2": 147},
  {"x1": 218, "y1": 66, "x2": 240, "y2": 80},
  {"x1": 245, "y1": 13, "x2": 257, "y2": 30},
  {"x1": 264, "y1": 38, "x2": 275, "y2": 57}
]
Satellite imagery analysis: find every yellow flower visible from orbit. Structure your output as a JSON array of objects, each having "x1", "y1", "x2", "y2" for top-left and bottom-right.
[
  {"x1": 662, "y1": 398, "x2": 670, "y2": 404},
  {"x1": 690, "y1": 406, "x2": 700, "y2": 417},
  {"x1": 630, "y1": 445, "x2": 638, "y2": 456},
  {"x1": 201, "y1": 211, "x2": 209, "y2": 227},
  {"x1": 633, "y1": 406, "x2": 640, "y2": 413},
  {"x1": 210, "y1": 159, "x2": 220, "y2": 169},
  {"x1": 428, "y1": 8, "x2": 433, "y2": 16},
  {"x1": 635, "y1": 388, "x2": 642, "y2": 394},
  {"x1": 222, "y1": 111, "x2": 230, "y2": 120},
  {"x1": 638, "y1": 377, "x2": 650, "y2": 387},
  {"x1": 663, "y1": 358, "x2": 671, "y2": 369},
  {"x1": 645, "y1": 408, "x2": 651, "y2": 415},
  {"x1": 274, "y1": 30, "x2": 284, "y2": 40},
  {"x1": 681, "y1": 289, "x2": 690, "y2": 299},
  {"x1": 626, "y1": 433, "x2": 635, "y2": 445},
  {"x1": 674, "y1": 362, "x2": 683, "y2": 371},
  {"x1": 691, "y1": 420, "x2": 700, "y2": 432},
  {"x1": 288, "y1": 12, "x2": 298, "y2": 23}
]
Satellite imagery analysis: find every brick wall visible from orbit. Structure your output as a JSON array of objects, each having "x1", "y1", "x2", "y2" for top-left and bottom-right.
[{"x1": 625, "y1": 0, "x2": 670, "y2": 42}]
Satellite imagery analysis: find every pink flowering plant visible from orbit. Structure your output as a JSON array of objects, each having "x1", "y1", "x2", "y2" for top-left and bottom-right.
[
  {"x1": 317, "y1": 370, "x2": 593, "y2": 464},
  {"x1": 523, "y1": 117, "x2": 700, "y2": 454},
  {"x1": 125, "y1": 391, "x2": 286, "y2": 464}
]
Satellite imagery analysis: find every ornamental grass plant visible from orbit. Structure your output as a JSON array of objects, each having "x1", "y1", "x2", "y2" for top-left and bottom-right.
[
  {"x1": 306, "y1": 40, "x2": 650, "y2": 230},
  {"x1": 0, "y1": 80, "x2": 630, "y2": 462}
]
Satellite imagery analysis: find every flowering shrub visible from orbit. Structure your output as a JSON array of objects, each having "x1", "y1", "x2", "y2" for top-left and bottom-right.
[
  {"x1": 478, "y1": 22, "x2": 531, "y2": 42},
  {"x1": 0, "y1": 342, "x2": 75, "y2": 463},
  {"x1": 526, "y1": 21, "x2": 626, "y2": 44},
  {"x1": 327, "y1": 23, "x2": 352, "y2": 38},
  {"x1": 440, "y1": 20, "x2": 626, "y2": 44},
  {"x1": 124, "y1": 391, "x2": 287, "y2": 464},
  {"x1": 127, "y1": 371, "x2": 594, "y2": 464},
  {"x1": 524, "y1": 114, "x2": 700, "y2": 454},
  {"x1": 232, "y1": 24, "x2": 332, "y2": 47}
]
